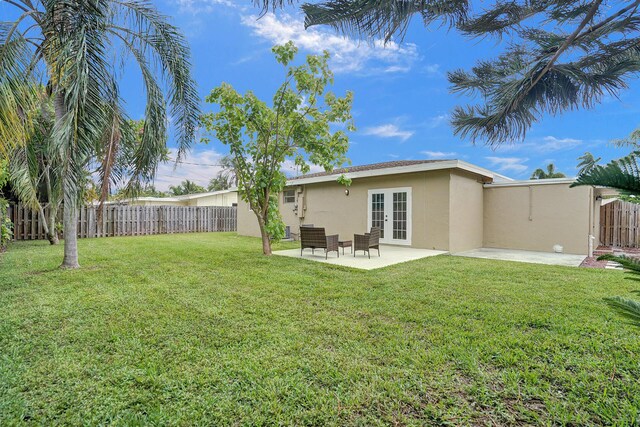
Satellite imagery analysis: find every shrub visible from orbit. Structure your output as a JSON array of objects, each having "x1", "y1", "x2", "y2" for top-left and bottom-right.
[{"x1": 0, "y1": 199, "x2": 12, "y2": 251}]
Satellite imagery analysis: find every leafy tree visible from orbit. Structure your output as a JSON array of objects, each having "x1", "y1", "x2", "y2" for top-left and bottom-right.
[
  {"x1": 201, "y1": 42, "x2": 354, "y2": 255},
  {"x1": 530, "y1": 163, "x2": 566, "y2": 180},
  {"x1": 286, "y1": 0, "x2": 640, "y2": 145},
  {"x1": 1, "y1": 0, "x2": 200, "y2": 268},
  {"x1": 168, "y1": 180, "x2": 207, "y2": 196}
]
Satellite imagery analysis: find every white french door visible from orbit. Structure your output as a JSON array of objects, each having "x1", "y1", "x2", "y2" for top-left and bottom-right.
[{"x1": 367, "y1": 187, "x2": 412, "y2": 245}]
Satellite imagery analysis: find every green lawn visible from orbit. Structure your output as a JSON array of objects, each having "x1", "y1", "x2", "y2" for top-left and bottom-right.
[{"x1": 1, "y1": 233, "x2": 639, "y2": 425}]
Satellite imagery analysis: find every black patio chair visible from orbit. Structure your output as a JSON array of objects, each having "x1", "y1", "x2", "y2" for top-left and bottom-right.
[{"x1": 354, "y1": 227, "x2": 381, "y2": 258}]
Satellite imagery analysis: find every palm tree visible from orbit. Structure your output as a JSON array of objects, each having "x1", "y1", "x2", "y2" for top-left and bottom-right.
[
  {"x1": 530, "y1": 163, "x2": 566, "y2": 180},
  {"x1": 573, "y1": 151, "x2": 640, "y2": 195},
  {"x1": 9, "y1": 91, "x2": 63, "y2": 245},
  {"x1": 0, "y1": 0, "x2": 200, "y2": 268},
  {"x1": 287, "y1": 1, "x2": 640, "y2": 145},
  {"x1": 169, "y1": 180, "x2": 206, "y2": 196},
  {"x1": 577, "y1": 152, "x2": 601, "y2": 176},
  {"x1": 208, "y1": 155, "x2": 237, "y2": 191}
]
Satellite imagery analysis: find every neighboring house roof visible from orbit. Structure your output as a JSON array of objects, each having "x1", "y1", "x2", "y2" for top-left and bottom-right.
[
  {"x1": 117, "y1": 188, "x2": 238, "y2": 204},
  {"x1": 287, "y1": 160, "x2": 513, "y2": 185}
]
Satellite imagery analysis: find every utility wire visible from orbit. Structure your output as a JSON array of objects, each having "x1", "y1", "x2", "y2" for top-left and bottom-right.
[{"x1": 166, "y1": 157, "x2": 299, "y2": 170}]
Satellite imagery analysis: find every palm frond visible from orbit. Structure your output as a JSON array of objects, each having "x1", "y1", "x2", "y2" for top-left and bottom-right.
[
  {"x1": 597, "y1": 254, "x2": 640, "y2": 275},
  {"x1": 112, "y1": 0, "x2": 200, "y2": 157},
  {"x1": 7, "y1": 144, "x2": 40, "y2": 209},
  {"x1": 571, "y1": 151, "x2": 640, "y2": 195},
  {"x1": 604, "y1": 296, "x2": 640, "y2": 327},
  {"x1": 302, "y1": 0, "x2": 467, "y2": 42},
  {"x1": 0, "y1": 23, "x2": 39, "y2": 158},
  {"x1": 577, "y1": 152, "x2": 601, "y2": 175}
]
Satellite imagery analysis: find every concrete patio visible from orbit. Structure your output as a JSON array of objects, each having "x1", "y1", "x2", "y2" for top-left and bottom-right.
[
  {"x1": 274, "y1": 245, "x2": 447, "y2": 270},
  {"x1": 453, "y1": 247, "x2": 586, "y2": 267}
]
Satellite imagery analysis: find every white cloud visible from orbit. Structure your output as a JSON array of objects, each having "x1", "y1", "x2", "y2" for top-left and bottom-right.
[
  {"x1": 494, "y1": 135, "x2": 582, "y2": 153},
  {"x1": 422, "y1": 151, "x2": 456, "y2": 159},
  {"x1": 384, "y1": 65, "x2": 411, "y2": 73},
  {"x1": 423, "y1": 64, "x2": 441, "y2": 75},
  {"x1": 241, "y1": 13, "x2": 419, "y2": 74},
  {"x1": 538, "y1": 136, "x2": 582, "y2": 152},
  {"x1": 176, "y1": 0, "x2": 236, "y2": 14},
  {"x1": 153, "y1": 149, "x2": 328, "y2": 188},
  {"x1": 426, "y1": 114, "x2": 449, "y2": 128},
  {"x1": 363, "y1": 124, "x2": 414, "y2": 141},
  {"x1": 153, "y1": 148, "x2": 224, "y2": 191},
  {"x1": 485, "y1": 156, "x2": 529, "y2": 173}
]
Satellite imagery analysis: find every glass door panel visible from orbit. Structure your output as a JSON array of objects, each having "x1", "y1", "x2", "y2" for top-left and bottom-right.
[
  {"x1": 368, "y1": 188, "x2": 411, "y2": 245},
  {"x1": 371, "y1": 192, "x2": 385, "y2": 239},
  {"x1": 393, "y1": 191, "x2": 407, "y2": 240}
]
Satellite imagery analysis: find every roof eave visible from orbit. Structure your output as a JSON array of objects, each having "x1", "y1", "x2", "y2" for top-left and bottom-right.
[
  {"x1": 287, "y1": 160, "x2": 511, "y2": 186},
  {"x1": 483, "y1": 177, "x2": 577, "y2": 188}
]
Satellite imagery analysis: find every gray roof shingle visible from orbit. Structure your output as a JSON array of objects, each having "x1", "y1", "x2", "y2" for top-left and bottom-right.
[{"x1": 289, "y1": 160, "x2": 450, "y2": 180}]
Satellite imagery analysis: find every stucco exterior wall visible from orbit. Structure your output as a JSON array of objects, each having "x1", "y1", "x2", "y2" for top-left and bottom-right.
[
  {"x1": 303, "y1": 171, "x2": 453, "y2": 249},
  {"x1": 128, "y1": 192, "x2": 238, "y2": 207},
  {"x1": 483, "y1": 183, "x2": 593, "y2": 255},
  {"x1": 188, "y1": 192, "x2": 238, "y2": 207},
  {"x1": 237, "y1": 198, "x2": 261, "y2": 237},
  {"x1": 236, "y1": 170, "x2": 455, "y2": 250},
  {"x1": 448, "y1": 171, "x2": 484, "y2": 252}
]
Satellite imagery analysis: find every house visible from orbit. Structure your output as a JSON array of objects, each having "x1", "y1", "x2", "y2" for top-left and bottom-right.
[
  {"x1": 237, "y1": 160, "x2": 614, "y2": 255},
  {"x1": 118, "y1": 189, "x2": 238, "y2": 207}
]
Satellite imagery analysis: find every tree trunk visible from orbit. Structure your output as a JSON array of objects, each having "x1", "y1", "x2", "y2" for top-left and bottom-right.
[
  {"x1": 43, "y1": 163, "x2": 59, "y2": 245},
  {"x1": 55, "y1": 91, "x2": 79, "y2": 268},
  {"x1": 36, "y1": 205, "x2": 58, "y2": 245},
  {"x1": 47, "y1": 204, "x2": 59, "y2": 245},
  {"x1": 61, "y1": 191, "x2": 79, "y2": 269},
  {"x1": 256, "y1": 213, "x2": 272, "y2": 256}
]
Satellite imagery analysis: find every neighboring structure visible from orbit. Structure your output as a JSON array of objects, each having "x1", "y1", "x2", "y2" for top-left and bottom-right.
[
  {"x1": 119, "y1": 189, "x2": 238, "y2": 207},
  {"x1": 237, "y1": 160, "x2": 615, "y2": 255}
]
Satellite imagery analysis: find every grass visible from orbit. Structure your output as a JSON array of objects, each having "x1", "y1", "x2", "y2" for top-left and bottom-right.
[{"x1": 1, "y1": 233, "x2": 639, "y2": 426}]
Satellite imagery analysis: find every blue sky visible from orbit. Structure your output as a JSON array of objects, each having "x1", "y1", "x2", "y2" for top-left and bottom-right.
[{"x1": 4, "y1": 0, "x2": 639, "y2": 189}]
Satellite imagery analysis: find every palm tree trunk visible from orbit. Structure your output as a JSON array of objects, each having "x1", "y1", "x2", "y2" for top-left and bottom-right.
[
  {"x1": 36, "y1": 204, "x2": 57, "y2": 245},
  {"x1": 55, "y1": 91, "x2": 79, "y2": 268},
  {"x1": 43, "y1": 168, "x2": 59, "y2": 245},
  {"x1": 47, "y1": 204, "x2": 59, "y2": 245},
  {"x1": 61, "y1": 191, "x2": 79, "y2": 268}
]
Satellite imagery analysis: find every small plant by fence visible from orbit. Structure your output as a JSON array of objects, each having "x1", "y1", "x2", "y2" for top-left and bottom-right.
[
  {"x1": 600, "y1": 200, "x2": 640, "y2": 248},
  {"x1": 9, "y1": 204, "x2": 237, "y2": 241}
]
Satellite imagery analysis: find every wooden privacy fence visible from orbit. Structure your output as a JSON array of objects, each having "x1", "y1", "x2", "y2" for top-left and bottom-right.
[
  {"x1": 9, "y1": 204, "x2": 237, "y2": 241},
  {"x1": 600, "y1": 200, "x2": 640, "y2": 247}
]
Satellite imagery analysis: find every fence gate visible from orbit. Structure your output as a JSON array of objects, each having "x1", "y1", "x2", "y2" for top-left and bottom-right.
[
  {"x1": 9, "y1": 204, "x2": 237, "y2": 241},
  {"x1": 600, "y1": 200, "x2": 640, "y2": 247}
]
